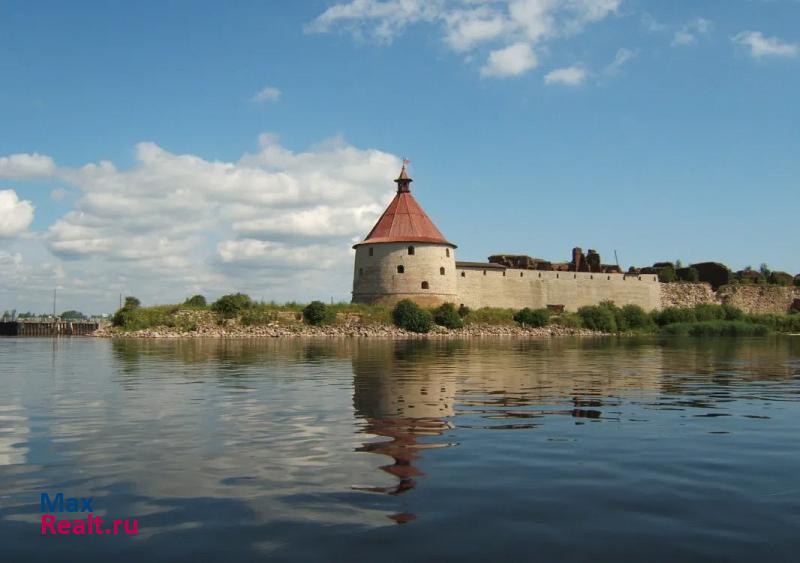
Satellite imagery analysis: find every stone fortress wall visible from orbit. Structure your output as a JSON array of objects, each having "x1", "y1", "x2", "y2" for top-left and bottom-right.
[{"x1": 456, "y1": 266, "x2": 661, "y2": 311}]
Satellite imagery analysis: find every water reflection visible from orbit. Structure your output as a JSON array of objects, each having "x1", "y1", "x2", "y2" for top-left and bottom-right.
[{"x1": 0, "y1": 336, "x2": 798, "y2": 561}]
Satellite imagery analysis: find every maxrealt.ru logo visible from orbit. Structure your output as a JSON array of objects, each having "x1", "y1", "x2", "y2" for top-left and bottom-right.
[{"x1": 40, "y1": 493, "x2": 138, "y2": 536}]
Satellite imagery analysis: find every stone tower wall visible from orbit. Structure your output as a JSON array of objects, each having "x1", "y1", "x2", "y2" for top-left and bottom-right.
[{"x1": 352, "y1": 242, "x2": 458, "y2": 307}]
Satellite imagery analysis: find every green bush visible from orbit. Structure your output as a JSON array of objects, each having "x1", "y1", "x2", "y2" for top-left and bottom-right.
[
  {"x1": 112, "y1": 296, "x2": 141, "y2": 327},
  {"x1": 457, "y1": 304, "x2": 471, "y2": 318},
  {"x1": 661, "y1": 320, "x2": 771, "y2": 337},
  {"x1": 433, "y1": 303, "x2": 464, "y2": 329},
  {"x1": 620, "y1": 304, "x2": 652, "y2": 329},
  {"x1": 513, "y1": 307, "x2": 550, "y2": 328},
  {"x1": 658, "y1": 264, "x2": 676, "y2": 283},
  {"x1": 183, "y1": 295, "x2": 207, "y2": 308},
  {"x1": 113, "y1": 305, "x2": 179, "y2": 331},
  {"x1": 677, "y1": 267, "x2": 699, "y2": 282},
  {"x1": 302, "y1": 301, "x2": 334, "y2": 326},
  {"x1": 211, "y1": 293, "x2": 253, "y2": 318},
  {"x1": 552, "y1": 312, "x2": 583, "y2": 329},
  {"x1": 578, "y1": 305, "x2": 617, "y2": 332},
  {"x1": 392, "y1": 299, "x2": 433, "y2": 333},
  {"x1": 721, "y1": 305, "x2": 745, "y2": 321},
  {"x1": 654, "y1": 307, "x2": 697, "y2": 326},
  {"x1": 692, "y1": 304, "x2": 726, "y2": 321},
  {"x1": 597, "y1": 300, "x2": 629, "y2": 331}
]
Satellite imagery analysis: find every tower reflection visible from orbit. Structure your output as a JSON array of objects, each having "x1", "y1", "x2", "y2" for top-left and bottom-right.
[{"x1": 351, "y1": 341, "x2": 456, "y2": 523}]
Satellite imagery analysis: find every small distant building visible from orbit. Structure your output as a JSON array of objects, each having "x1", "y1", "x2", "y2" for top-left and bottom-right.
[{"x1": 352, "y1": 166, "x2": 661, "y2": 311}]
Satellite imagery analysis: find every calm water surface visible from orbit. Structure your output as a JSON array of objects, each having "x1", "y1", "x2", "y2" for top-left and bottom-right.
[{"x1": 1, "y1": 336, "x2": 798, "y2": 562}]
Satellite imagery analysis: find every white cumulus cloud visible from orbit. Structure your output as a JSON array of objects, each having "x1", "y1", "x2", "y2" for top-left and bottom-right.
[
  {"x1": 481, "y1": 42, "x2": 538, "y2": 77},
  {"x1": 0, "y1": 135, "x2": 402, "y2": 308},
  {"x1": 0, "y1": 153, "x2": 56, "y2": 178},
  {"x1": 544, "y1": 65, "x2": 586, "y2": 86},
  {"x1": 0, "y1": 189, "x2": 35, "y2": 236},
  {"x1": 733, "y1": 31, "x2": 798, "y2": 58},
  {"x1": 308, "y1": 0, "x2": 620, "y2": 79}
]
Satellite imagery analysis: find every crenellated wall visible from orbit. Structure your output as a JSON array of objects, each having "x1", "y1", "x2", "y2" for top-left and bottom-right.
[{"x1": 455, "y1": 268, "x2": 662, "y2": 311}]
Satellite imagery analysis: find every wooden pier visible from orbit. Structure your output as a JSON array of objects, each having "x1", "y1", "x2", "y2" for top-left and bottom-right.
[{"x1": 0, "y1": 321, "x2": 100, "y2": 336}]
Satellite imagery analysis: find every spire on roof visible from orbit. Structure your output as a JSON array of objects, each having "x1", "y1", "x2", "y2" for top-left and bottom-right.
[{"x1": 394, "y1": 159, "x2": 412, "y2": 193}]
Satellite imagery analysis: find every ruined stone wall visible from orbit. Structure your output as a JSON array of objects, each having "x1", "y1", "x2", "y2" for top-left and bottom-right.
[
  {"x1": 659, "y1": 282, "x2": 717, "y2": 309},
  {"x1": 717, "y1": 285, "x2": 800, "y2": 314},
  {"x1": 659, "y1": 282, "x2": 800, "y2": 314},
  {"x1": 455, "y1": 269, "x2": 662, "y2": 311}
]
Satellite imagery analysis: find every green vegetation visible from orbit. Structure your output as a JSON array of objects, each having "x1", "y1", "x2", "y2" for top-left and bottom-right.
[
  {"x1": 392, "y1": 299, "x2": 433, "y2": 333},
  {"x1": 211, "y1": 293, "x2": 253, "y2": 318},
  {"x1": 183, "y1": 295, "x2": 207, "y2": 307},
  {"x1": 106, "y1": 293, "x2": 799, "y2": 338},
  {"x1": 433, "y1": 303, "x2": 464, "y2": 329},
  {"x1": 552, "y1": 311, "x2": 583, "y2": 328},
  {"x1": 577, "y1": 305, "x2": 617, "y2": 332},
  {"x1": 461, "y1": 307, "x2": 516, "y2": 325},
  {"x1": 60, "y1": 310, "x2": 86, "y2": 320},
  {"x1": 512, "y1": 307, "x2": 550, "y2": 328},
  {"x1": 658, "y1": 263, "x2": 676, "y2": 283},
  {"x1": 302, "y1": 301, "x2": 335, "y2": 326}
]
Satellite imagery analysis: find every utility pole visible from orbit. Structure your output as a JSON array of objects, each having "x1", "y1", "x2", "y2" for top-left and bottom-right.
[
  {"x1": 614, "y1": 250, "x2": 620, "y2": 270},
  {"x1": 53, "y1": 289, "x2": 57, "y2": 319}
]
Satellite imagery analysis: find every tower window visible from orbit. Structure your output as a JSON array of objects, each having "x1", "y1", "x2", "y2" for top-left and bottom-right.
[
  {"x1": 503, "y1": 271, "x2": 506, "y2": 277},
  {"x1": 461, "y1": 272, "x2": 465, "y2": 277},
  {"x1": 440, "y1": 267, "x2": 445, "y2": 275},
  {"x1": 421, "y1": 281, "x2": 429, "y2": 289},
  {"x1": 368, "y1": 247, "x2": 373, "y2": 256},
  {"x1": 359, "y1": 268, "x2": 363, "y2": 276},
  {"x1": 446, "y1": 249, "x2": 450, "y2": 257},
  {"x1": 520, "y1": 272, "x2": 523, "y2": 277},
  {"x1": 483, "y1": 270, "x2": 486, "y2": 276},
  {"x1": 408, "y1": 246, "x2": 415, "y2": 255},
  {"x1": 397, "y1": 265, "x2": 405, "y2": 274}
]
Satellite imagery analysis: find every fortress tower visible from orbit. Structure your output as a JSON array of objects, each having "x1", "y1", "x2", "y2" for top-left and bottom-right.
[{"x1": 352, "y1": 164, "x2": 458, "y2": 306}]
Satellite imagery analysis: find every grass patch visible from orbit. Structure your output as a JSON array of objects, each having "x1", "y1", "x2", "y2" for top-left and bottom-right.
[{"x1": 463, "y1": 307, "x2": 516, "y2": 326}]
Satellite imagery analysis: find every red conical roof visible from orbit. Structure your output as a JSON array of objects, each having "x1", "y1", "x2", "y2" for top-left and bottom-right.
[{"x1": 354, "y1": 166, "x2": 455, "y2": 248}]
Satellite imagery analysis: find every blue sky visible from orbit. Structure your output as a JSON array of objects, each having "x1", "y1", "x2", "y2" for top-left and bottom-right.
[{"x1": 1, "y1": 0, "x2": 798, "y2": 313}]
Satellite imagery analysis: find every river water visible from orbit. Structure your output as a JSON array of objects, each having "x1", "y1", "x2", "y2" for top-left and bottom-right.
[{"x1": 0, "y1": 336, "x2": 798, "y2": 562}]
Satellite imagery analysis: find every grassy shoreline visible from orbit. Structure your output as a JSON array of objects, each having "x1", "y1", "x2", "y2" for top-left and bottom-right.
[{"x1": 103, "y1": 295, "x2": 800, "y2": 338}]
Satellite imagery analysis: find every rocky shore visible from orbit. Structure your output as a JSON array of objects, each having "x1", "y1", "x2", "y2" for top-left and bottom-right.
[{"x1": 92, "y1": 322, "x2": 607, "y2": 339}]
